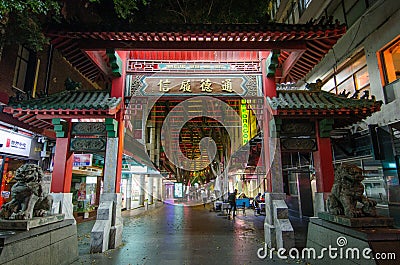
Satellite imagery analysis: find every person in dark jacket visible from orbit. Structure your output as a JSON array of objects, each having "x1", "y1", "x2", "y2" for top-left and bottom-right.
[
  {"x1": 254, "y1": 193, "x2": 262, "y2": 214},
  {"x1": 228, "y1": 189, "x2": 238, "y2": 217}
]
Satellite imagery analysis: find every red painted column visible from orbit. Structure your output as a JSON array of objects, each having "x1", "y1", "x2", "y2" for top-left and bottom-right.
[
  {"x1": 260, "y1": 51, "x2": 277, "y2": 192},
  {"x1": 0, "y1": 158, "x2": 9, "y2": 207},
  {"x1": 51, "y1": 121, "x2": 73, "y2": 193},
  {"x1": 313, "y1": 122, "x2": 335, "y2": 194},
  {"x1": 264, "y1": 77, "x2": 277, "y2": 98},
  {"x1": 111, "y1": 51, "x2": 127, "y2": 193}
]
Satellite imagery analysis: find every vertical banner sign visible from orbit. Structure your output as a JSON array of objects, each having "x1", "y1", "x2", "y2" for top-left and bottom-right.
[
  {"x1": 174, "y1": 182, "x2": 184, "y2": 198},
  {"x1": 250, "y1": 108, "x2": 257, "y2": 139},
  {"x1": 241, "y1": 99, "x2": 250, "y2": 145}
]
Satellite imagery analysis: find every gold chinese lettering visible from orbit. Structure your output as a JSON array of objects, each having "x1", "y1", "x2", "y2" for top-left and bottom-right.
[
  {"x1": 158, "y1": 79, "x2": 171, "y2": 92},
  {"x1": 221, "y1": 79, "x2": 233, "y2": 92},
  {"x1": 200, "y1": 79, "x2": 213, "y2": 92},
  {"x1": 179, "y1": 80, "x2": 192, "y2": 92}
]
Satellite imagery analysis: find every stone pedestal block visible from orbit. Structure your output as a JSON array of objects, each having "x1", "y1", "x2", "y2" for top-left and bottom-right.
[
  {"x1": 0, "y1": 219, "x2": 77, "y2": 265},
  {"x1": 90, "y1": 193, "x2": 123, "y2": 253},
  {"x1": 90, "y1": 220, "x2": 111, "y2": 253},
  {"x1": 318, "y1": 212, "x2": 395, "y2": 227},
  {"x1": 90, "y1": 200, "x2": 113, "y2": 253},
  {"x1": 273, "y1": 200, "x2": 294, "y2": 249},
  {"x1": 314, "y1": 192, "x2": 326, "y2": 216},
  {"x1": 97, "y1": 200, "x2": 114, "y2": 221},
  {"x1": 50, "y1": 193, "x2": 74, "y2": 222},
  {"x1": 109, "y1": 224, "x2": 123, "y2": 249},
  {"x1": 0, "y1": 214, "x2": 64, "y2": 230},
  {"x1": 264, "y1": 193, "x2": 294, "y2": 249},
  {"x1": 307, "y1": 217, "x2": 400, "y2": 265},
  {"x1": 264, "y1": 222, "x2": 276, "y2": 249}
]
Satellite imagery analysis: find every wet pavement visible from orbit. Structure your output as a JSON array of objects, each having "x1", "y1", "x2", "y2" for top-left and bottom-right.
[{"x1": 74, "y1": 202, "x2": 307, "y2": 265}]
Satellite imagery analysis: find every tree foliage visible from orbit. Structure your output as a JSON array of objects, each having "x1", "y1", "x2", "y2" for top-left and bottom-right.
[
  {"x1": 137, "y1": 0, "x2": 271, "y2": 24},
  {"x1": 83, "y1": 0, "x2": 271, "y2": 25},
  {"x1": 89, "y1": 0, "x2": 146, "y2": 20},
  {"x1": 1, "y1": 0, "x2": 272, "y2": 51},
  {"x1": 0, "y1": 0, "x2": 61, "y2": 51}
]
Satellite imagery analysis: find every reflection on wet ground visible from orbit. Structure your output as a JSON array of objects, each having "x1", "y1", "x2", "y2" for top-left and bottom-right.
[{"x1": 74, "y1": 203, "x2": 306, "y2": 265}]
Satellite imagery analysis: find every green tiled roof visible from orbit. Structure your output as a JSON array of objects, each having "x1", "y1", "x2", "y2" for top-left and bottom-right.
[
  {"x1": 267, "y1": 90, "x2": 381, "y2": 110},
  {"x1": 9, "y1": 90, "x2": 122, "y2": 111}
]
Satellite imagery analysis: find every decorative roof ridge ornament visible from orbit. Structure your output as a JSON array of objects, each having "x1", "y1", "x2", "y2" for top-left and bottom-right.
[
  {"x1": 269, "y1": 90, "x2": 381, "y2": 106},
  {"x1": 64, "y1": 77, "x2": 82, "y2": 91},
  {"x1": 305, "y1": 79, "x2": 322, "y2": 92},
  {"x1": 337, "y1": 89, "x2": 376, "y2": 101},
  {"x1": 6, "y1": 89, "x2": 120, "y2": 111},
  {"x1": 8, "y1": 89, "x2": 113, "y2": 104}
]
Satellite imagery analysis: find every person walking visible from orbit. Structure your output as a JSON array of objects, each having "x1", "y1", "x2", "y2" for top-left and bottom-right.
[
  {"x1": 254, "y1": 193, "x2": 262, "y2": 214},
  {"x1": 228, "y1": 189, "x2": 237, "y2": 218}
]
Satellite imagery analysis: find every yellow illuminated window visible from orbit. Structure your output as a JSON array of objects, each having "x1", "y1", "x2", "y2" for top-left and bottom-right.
[{"x1": 380, "y1": 38, "x2": 400, "y2": 84}]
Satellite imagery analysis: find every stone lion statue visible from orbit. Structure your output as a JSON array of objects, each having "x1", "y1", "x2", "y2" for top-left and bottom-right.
[
  {"x1": 327, "y1": 163, "x2": 377, "y2": 218},
  {"x1": 0, "y1": 164, "x2": 53, "y2": 220}
]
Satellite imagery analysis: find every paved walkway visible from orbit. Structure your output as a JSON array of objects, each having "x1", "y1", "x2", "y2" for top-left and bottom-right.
[{"x1": 73, "y1": 202, "x2": 307, "y2": 265}]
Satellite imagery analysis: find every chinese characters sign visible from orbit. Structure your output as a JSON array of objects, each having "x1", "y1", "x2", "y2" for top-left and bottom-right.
[
  {"x1": 0, "y1": 129, "x2": 32, "y2": 157},
  {"x1": 137, "y1": 75, "x2": 250, "y2": 96},
  {"x1": 158, "y1": 78, "x2": 233, "y2": 93},
  {"x1": 73, "y1": 154, "x2": 93, "y2": 167}
]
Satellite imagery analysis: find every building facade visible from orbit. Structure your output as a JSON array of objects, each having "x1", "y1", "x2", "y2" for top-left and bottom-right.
[{"x1": 270, "y1": 0, "x2": 400, "y2": 225}]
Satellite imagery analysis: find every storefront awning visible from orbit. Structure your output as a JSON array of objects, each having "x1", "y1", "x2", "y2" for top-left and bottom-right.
[
  {"x1": 123, "y1": 132, "x2": 158, "y2": 173},
  {"x1": 122, "y1": 156, "x2": 160, "y2": 175}
]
